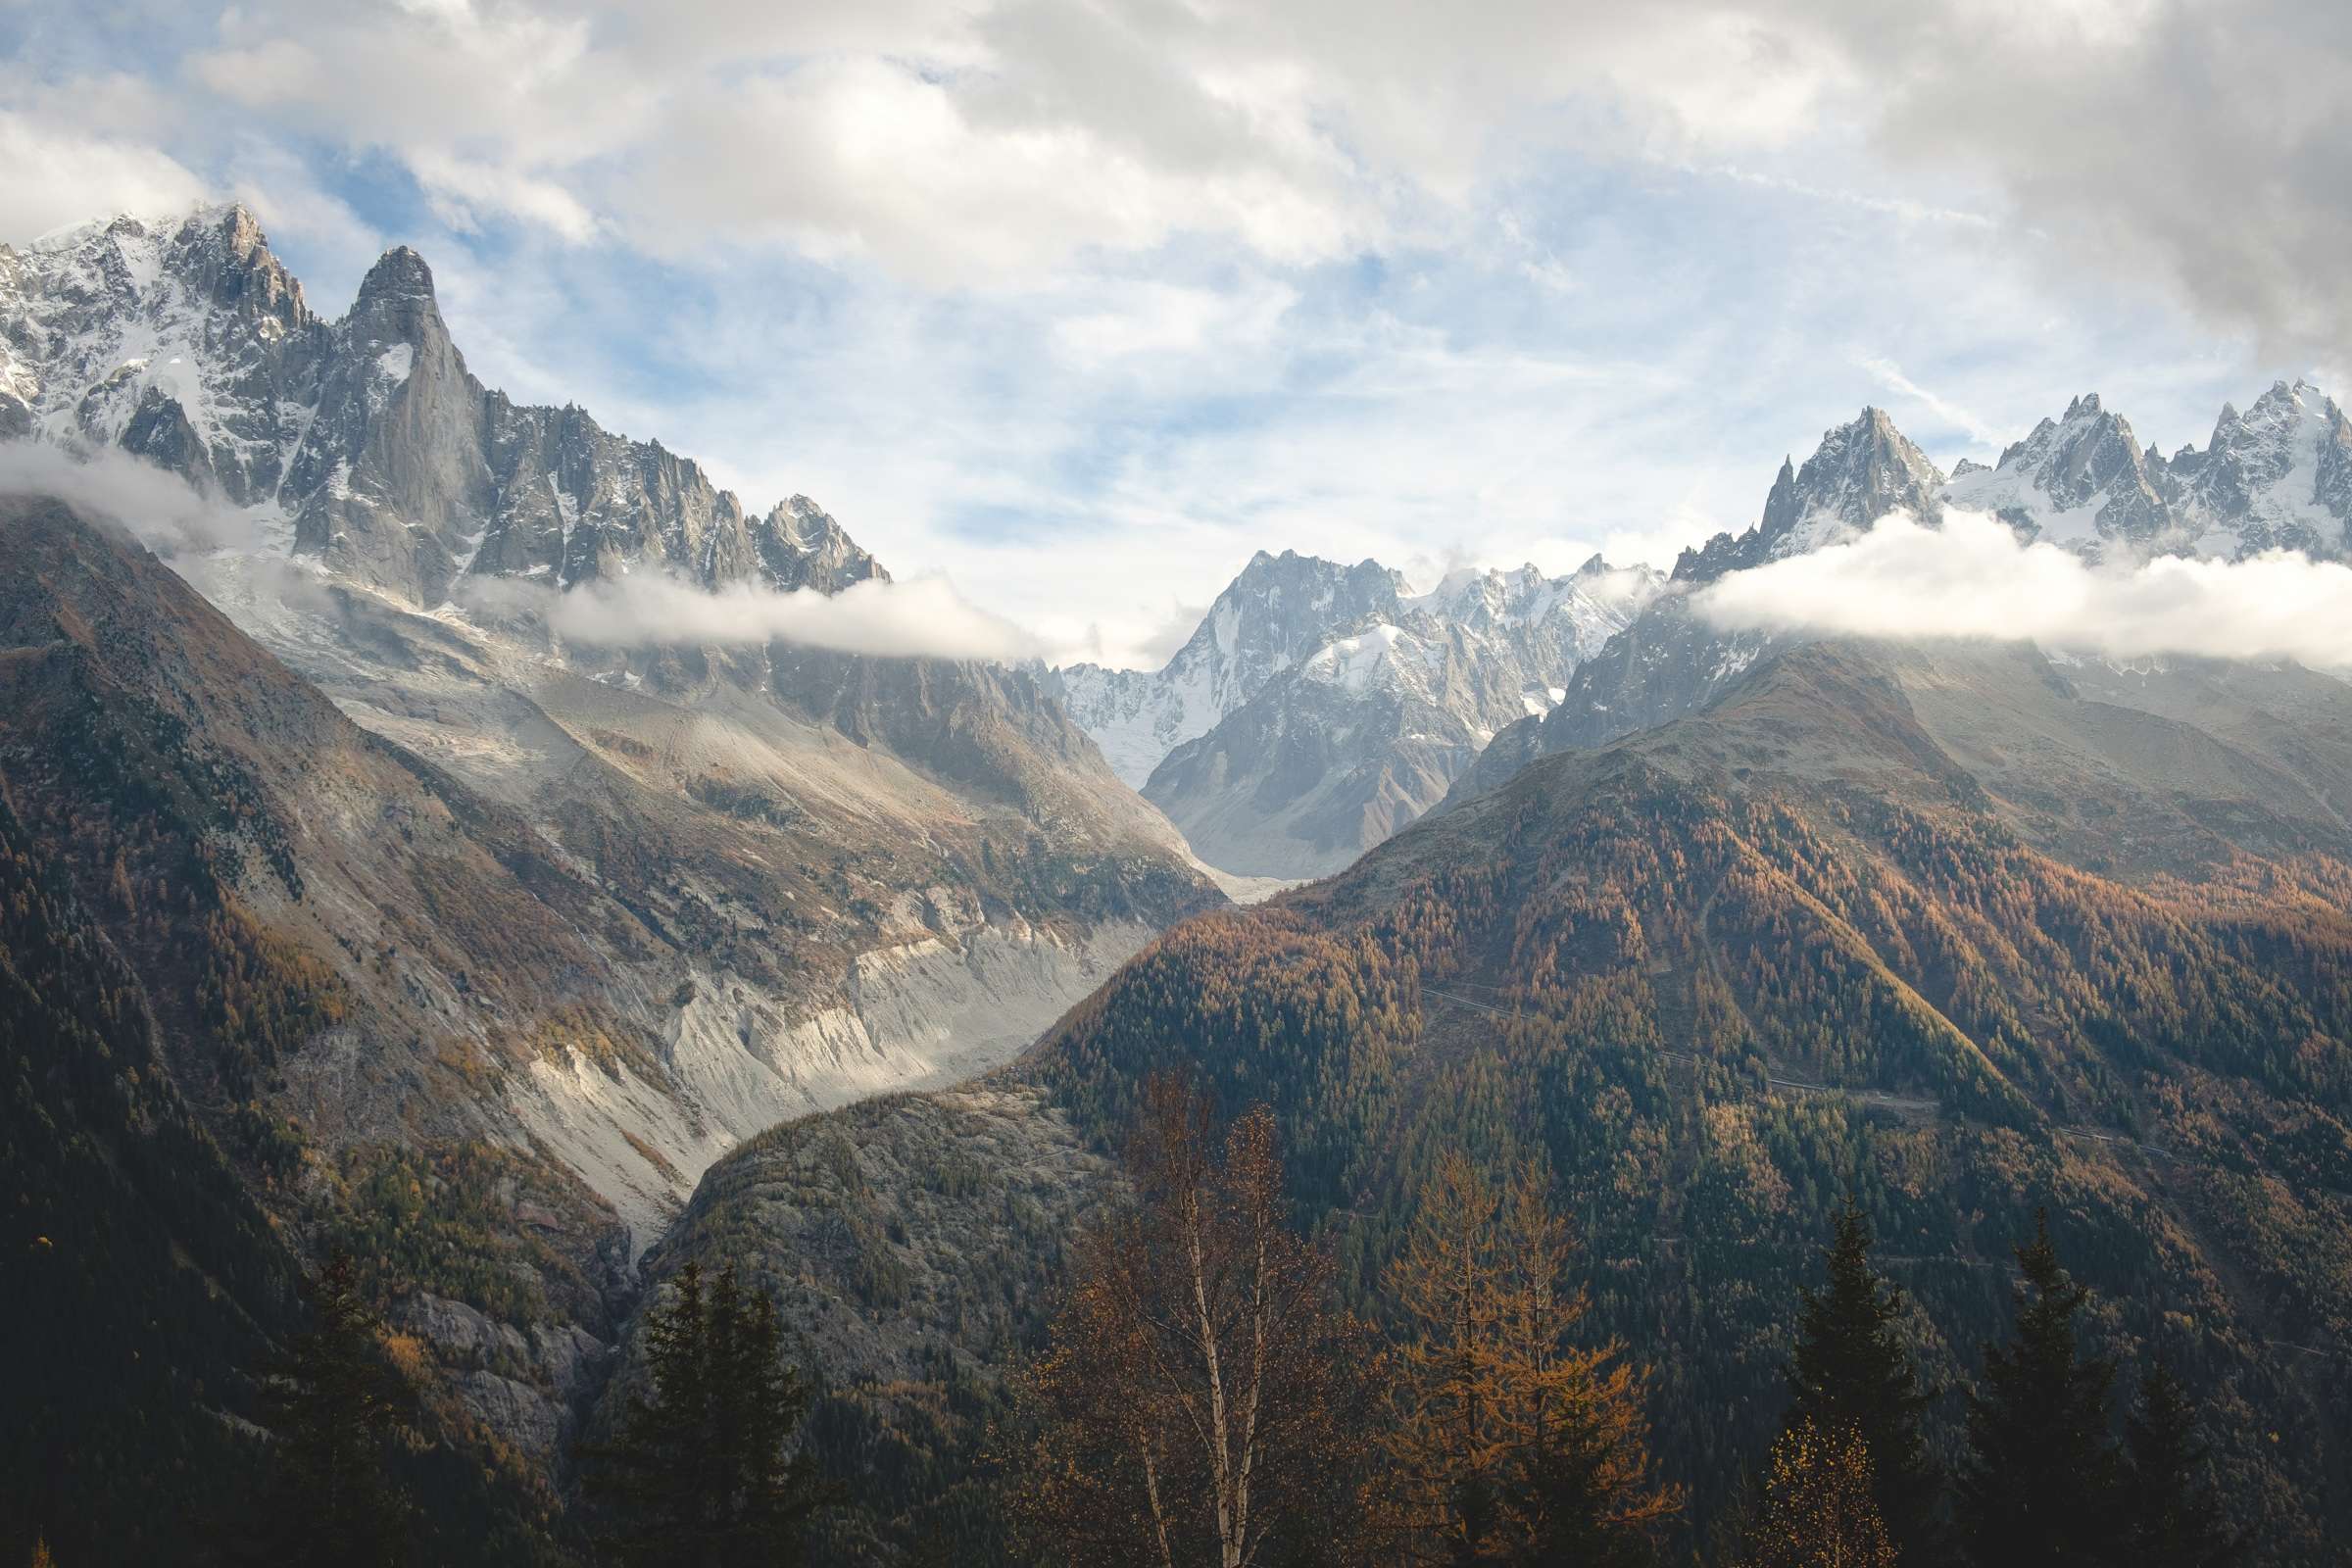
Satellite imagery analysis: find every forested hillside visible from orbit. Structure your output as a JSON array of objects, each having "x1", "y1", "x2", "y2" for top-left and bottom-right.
[{"x1": 1015, "y1": 637, "x2": 2352, "y2": 1559}]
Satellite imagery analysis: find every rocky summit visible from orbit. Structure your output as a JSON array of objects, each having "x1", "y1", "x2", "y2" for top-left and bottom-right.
[
  {"x1": 1053, "y1": 548, "x2": 1662, "y2": 878},
  {"x1": 1, "y1": 207, "x2": 884, "y2": 606}
]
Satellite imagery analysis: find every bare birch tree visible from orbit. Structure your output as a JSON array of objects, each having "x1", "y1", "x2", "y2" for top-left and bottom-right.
[{"x1": 1013, "y1": 1076, "x2": 1377, "y2": 1568}]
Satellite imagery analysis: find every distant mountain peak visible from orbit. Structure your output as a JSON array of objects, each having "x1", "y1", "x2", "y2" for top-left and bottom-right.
[
  {"x1": 1672, "y1": 404, "x2": 1943, "y2": 582},
  {"x1": 1054, "y1": 542, "x2": 1663, "y2": 870}
]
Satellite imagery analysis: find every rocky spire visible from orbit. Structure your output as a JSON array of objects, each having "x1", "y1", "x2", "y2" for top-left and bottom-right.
[{"x1": 1675, "y1": 409, "x2": 1943, "y2": 582}]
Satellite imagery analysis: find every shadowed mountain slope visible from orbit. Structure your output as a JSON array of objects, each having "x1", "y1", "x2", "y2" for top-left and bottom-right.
[{"x1": 635, "y1": 633, "x2": 2352, "y2": 1563}]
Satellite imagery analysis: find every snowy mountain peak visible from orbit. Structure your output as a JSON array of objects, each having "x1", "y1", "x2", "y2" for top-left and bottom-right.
[
  {"x1": 2160, "y1": 377, "x2": 2351, "y2": 558},
  {"x1": 1051, "y1": 548, "x2": 1410, "y2": 785},
  {"x1": 1948, "y1": 389, "x2": 2168, "y2": 551},
  {"x1": 1127, "y1": 545, "x2": 1663, "y2": 875},
  {"x1": 1674, "y1": 405, "x2": 1945, "y2": 581},
  {"x1": 756, "y1": 496, "x2": 889, "y2": 592},
  {"x1": 1052, "y1": 536, "x2": 1664, "y2": 855},
  {"x1": 3, "y1": 205, "x2": 894, "y2": 608}
]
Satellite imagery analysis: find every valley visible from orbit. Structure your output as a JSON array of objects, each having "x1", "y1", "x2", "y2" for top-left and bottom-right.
[{"x1": 4, "y1": 199, "x2": 2349, "y2": 1568}]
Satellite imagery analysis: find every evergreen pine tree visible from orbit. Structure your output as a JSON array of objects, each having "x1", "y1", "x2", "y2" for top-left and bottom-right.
[
  {"x1": 589, "y1": 1259, "x2": 835, "y2": 1567},
  {"x1": 243, "y1": 1249, "x2": 415, "y2": 1568},
  {"x1": 2121, "y1": 1358, "x2": 2240, "y2": 1568},
  {"x1": 1955, "y1": 1211, "x2": 2121, "y2": 1568},
  {"x1": 1785, "y1": 1200, "x2": 1940, "y2": 1559}
]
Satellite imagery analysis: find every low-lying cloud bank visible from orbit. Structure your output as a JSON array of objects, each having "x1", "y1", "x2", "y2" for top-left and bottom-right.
[
  {"x1": 477, "y1": 570, "x2": 1043, "y2": 664},
  {"x1": 1692, "y1": 509, "x2": 2352, "y2": 669},
  {"x1": 0, "y1": 441, "x2": 265, "y2": 554},
  {"x1": 2, "y1": 442, "x2": 1038, "y2": 664}
]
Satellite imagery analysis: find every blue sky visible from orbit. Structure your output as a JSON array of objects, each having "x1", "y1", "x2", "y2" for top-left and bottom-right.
[{"x1": 3, "y1": 0, "x2": 2342, "y2": 665}]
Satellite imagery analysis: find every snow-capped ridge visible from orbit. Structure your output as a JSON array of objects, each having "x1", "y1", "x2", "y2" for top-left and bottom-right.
[{"x1": 3, "y1": 204, "x2": 890, "y2": 609}]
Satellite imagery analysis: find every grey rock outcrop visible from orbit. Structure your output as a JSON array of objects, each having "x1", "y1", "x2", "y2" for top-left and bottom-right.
[
  {"x1": 1054, "y1": 549, "x2": 1661, "y2": 877},
  {"x1": 1447, "y1": 382, "x2": 2352, "y2": 816},
  {"x1": 1, "y1": 206, "x2": 887, "y2": 606}
]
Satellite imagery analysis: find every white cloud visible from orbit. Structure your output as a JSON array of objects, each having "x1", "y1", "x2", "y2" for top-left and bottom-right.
[
  {"x1": 409, "y1": 150, "x2": 601, "y2": 244},
  {"x1": 1692, "y1": 508, "x2": 2352, "y2": 668},
  {"x1": 5, "y1": 0, "x2": 2335, "y2": 673},
  {"x1": 0, "y1": 110, "x2": 207, "y2": 240},
  {"x1": 492, "y1": 570, "x2": 1043, "y2": 663},
  {"x1": 147, "y1": 0, "x2": 1863, "y2": 287},
  {"x1": 0, "y1": 441, "x2": 262, "y2": 555},
  {"x1": 144, "y1": 0, "x2": 2344, "y2": 362},
  {"x1": 1820, "y1": 0, "x2": 2352, "y2": 360}
]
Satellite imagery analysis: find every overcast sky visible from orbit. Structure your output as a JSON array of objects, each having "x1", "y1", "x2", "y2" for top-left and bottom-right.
[{"x1": 4, "y1": 0, "x2": 2345, "y2": 665}]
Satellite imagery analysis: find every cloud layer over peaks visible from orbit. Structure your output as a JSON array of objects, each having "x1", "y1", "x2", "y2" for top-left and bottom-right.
[
  {"x1": 1691, "y1": 509, "x2": 2352, "y2": 669},
  {"x1": 0, "y1": 442, "x2": 1039, "y2": 664},
  {"x1": 0, "y1": 442, "x2": 263, "y2": 555},
  {"x1": 509, "y1": 571, "x2": 1043, "y2": 663}
]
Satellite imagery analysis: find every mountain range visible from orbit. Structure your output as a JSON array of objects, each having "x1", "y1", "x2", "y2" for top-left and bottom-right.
[
  {"x1": 1460, "y1": 384, "x2": 2352, "y2": 802},
  {"x1": 1052, "y1": 548, "x2": 1661, "y2": 877},
  {"x1": 0, "y1": 212, "x2": 1211, "y2": 1225},
  {"x1": 639, "y1": 627, "x2": 2352, "y2": 1561},
  {"x1": 5, "y1": 200, "x2": 2350, "y2": 1567}
]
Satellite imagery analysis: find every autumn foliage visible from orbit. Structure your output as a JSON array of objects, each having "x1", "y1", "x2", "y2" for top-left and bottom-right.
[
  {"x1": 1013, "y1": 1077, "x2": 1380, "y2": 1567},
  {"x1": 1378, "y1": 1152, "x2": 1679, "y2": 1563}
]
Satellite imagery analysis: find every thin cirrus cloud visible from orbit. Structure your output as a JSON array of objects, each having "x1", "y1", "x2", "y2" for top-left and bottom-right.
[{"x1": 1691, "y1": 508, "x2": 2352, "y2": 669}]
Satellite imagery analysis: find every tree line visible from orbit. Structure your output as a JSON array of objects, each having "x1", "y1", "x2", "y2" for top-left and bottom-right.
[
  {"x1": 33, "y1": 1075, "x2": 2246, "y2": 1568},
  {"x1": 1004, "y1": 1074, "x2": 2246, "y2": 1568}
]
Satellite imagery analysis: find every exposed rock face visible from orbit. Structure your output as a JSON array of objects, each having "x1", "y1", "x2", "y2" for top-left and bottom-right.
[
  {"x1": 0, "y1": 208, "x2": 312, "y2": 498},
  {"x1": 1054, "y1": 550, "x2": 1661, "y2": 877},
  {"x1": 1674, "y1": 406, "x2": 1947, "y2": 582},
  {"x1": 0, "y1": 207, "x2": 883, "y2": 606},
  {"x1": 630, "y1": 1084, "x2": 1110, "y2": 1389},
  {"x1": 1452, "y1": 384, "x2": 2352, "y2": 813}
]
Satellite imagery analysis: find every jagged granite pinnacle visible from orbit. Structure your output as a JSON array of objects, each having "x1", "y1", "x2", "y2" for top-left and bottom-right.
[{"x1": 1, "y1": 204, "x2": 888, "y2": 608}]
